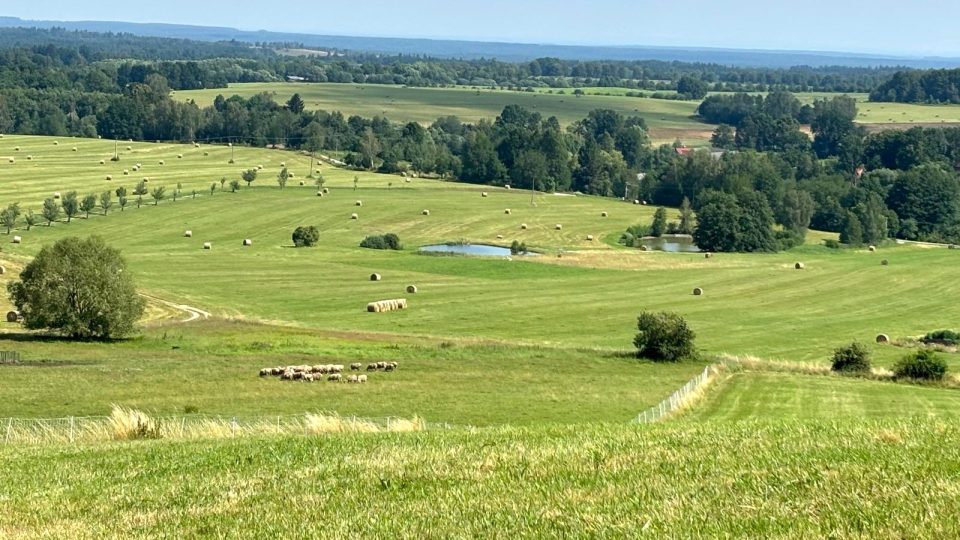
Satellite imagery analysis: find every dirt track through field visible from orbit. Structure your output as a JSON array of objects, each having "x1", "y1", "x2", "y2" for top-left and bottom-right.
[{"x1": 140, "y1": 294, "x2": 211, "y2": 323}]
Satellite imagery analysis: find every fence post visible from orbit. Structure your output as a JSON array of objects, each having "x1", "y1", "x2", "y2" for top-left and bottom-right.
[{"x1": 69, "y1": 416, "x2": 75, "y2": 443}]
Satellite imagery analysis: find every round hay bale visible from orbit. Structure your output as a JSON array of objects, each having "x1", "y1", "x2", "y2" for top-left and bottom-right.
[
  {"x1": 13, "y1": 147, "x2": 19, "y2": 151},
  {"x1": 640, "y1": 245, "x2": 650, "y2": 252},
  {"x1": 868, "y1": 245, "x2": 876, "y2": 252},
  {"x1": 881, "y1": 259, "x2": 889, "y2": 266},
  {"x1": 280, "y1": 162, "x2": 286, "y2": 167},
  {"x1": 177, "y1": 154, "x2": 183, "y2": 159},
  {"x1": 105, "y1": 175, "x2": 112, "y2": 181},
  {"x1": 158, "y1": 160, "x2": 165, "y2": 165},
  {"x1": 876, "y1": 333, "x2": 890, "y2": 344},
  {"x1": 123, "y1": 170, "x2": 129, "y2": 175},
  {"x1": 601, "y1": 211, "x2": 608, "y2": 217},
  {"x1": 586, "y1": 235, "x2": 594, "y2": 241},
  {"x1": 405, "y1": 178, "x2": 412, "y2": 183},
  {"x1": 555, "y1": 224, "x2": 562, "y2": 230},
  {"x1": 194, "y1": 143, "x2": 200, "y2": 148},
  {"x1": 504, "y1": 208, "x2": 511, "y2": 215},
  {"x1": 298, "y1": 181, "x2": 305, "y2": 186},
  {"x1": 11, "y1": 236, "x2": 21, "y2": 244},
  {"x1": 53, "y1": 192, "x2": 61, "y2": 199},
  {"x1": 7, "y1": 158, "x2": 12, "y2": 164},
  {"x1": 26, "y1": 155, "x2": 32, "y2": 160},
  {"x1": 370, "y1": 273, "x2": 382, "y2": 282},
  {"x1": 99, "y1": 160, "x2": 105, "y2": 165},
  {"x1": 355, "y1": 200, "x2": 363, "y2": 207},
  {"x1": 351, "y1": 213, "x2": 359, "y2": 220},
  {"x1": 72, "y1": 147, "x2": 77, "y2": 152},
  {"x1": 496, "y1": 235, "x2": 504, "y2": 240},
  {"x1": 693, "y1": 287, "x2": 704, "y2": 296},
  {"x1": 481, "y1": 192, "x2": 488, "y2": 198},
  {"x1": 126, "y1": 146, "x2": 132, "y2": 151},
  {"x1": 704, "y1": 253, "x2": 713, "y2": 259},
  {"x1": 184, "y1": 230, "x2": 193, "y2": 238},
  {"x1": 422, "y1": 209, "x2": 430, "y2": 216},
  {"x1": 795, "y1": 262, "x2": 805, "y2": 270},
  {"x1": 633, "y1": 200, "x2": 641, "y2": 205},
  {"x1": 322, "y1": 187, "x2": 330, "y2": 194},
  {"x1": 406, "y1": 285, "x2": 418, "y2": 294},
  {"x1": 6, "y1": 311, "x2": 18, "y2": 323},
  {"x1": 949, "y1": 244, "x2": 958, "y2": 250},
  {"x1": 288, "y1": 172, "x2": 295, "y2": 178},
  {"x1": 204, "y1": 151, "x2": 209, "y2": 156},
  {"x1": 0, "y1": 265, "x2": 5, "y2": 274},
  {"x1": 316, "y1": 192, "x2": 324, "y2": 197},
  {"x1": 242, "y1": 239, "x2": 253, "y2": 246},
  {"x1": 202, "y1": 242, "x2": 212, "y2": 250},
  {"x1": 520, "y1": 223, "x2": 528, "y2": 230},
  {"x1": 53, "y1": 141, "x2": 59, "y2": 145}
]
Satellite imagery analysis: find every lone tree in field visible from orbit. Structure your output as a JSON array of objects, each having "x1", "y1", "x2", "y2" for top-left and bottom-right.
[
  {"x1": 650, "y1": 207, "x2": 668, "y2": 237},
  {"x1": 150, "y1": 186, "x2": 166, "y2": 206},
  {"x1": 277, "y1": 167, "x2": 289, "y2": 189},
  {"x1": 42, "y1": 198, "x2": 59, "y2": 225},
  {"x1": 24, "y1": 210, "x2": 38, "y2": 231},
  {"x1": 133, "y1": 180, "x2": 148, "y2": 196},
  {"x1": 8, "y1": 236, "x2": 145, "y2": 339},
  {"x1": 80, "y1": 193, "x2": 97, "y2": 218},
  {"x1": 99, "y1": 191, "x2": 113, "y2": 215},
  {"x1": 229, "y1": 179, "x2": 240, "y2": 193},
  {"x1": 292, "y1": 225, "x2": 319, "y2": 247},
  {"x1": 0, "y1": 202, "x2": 20, "y2": 234},
  {"x1": 242, "y1": 168, "x2": 257, "y2": 187},
  {"x1": 62, "y1": 191, "x2": 80, "y2": 223},
  {"x1": 286, "y1": 93, "x2": 305, "y2": 114},
  {"x1": 634, "y1": 311, "x2": 696, "y2": 362}
]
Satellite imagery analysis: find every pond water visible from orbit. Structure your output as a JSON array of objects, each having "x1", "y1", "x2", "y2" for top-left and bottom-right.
[
  {"x1": 638, "y1": 235, "x2": 701, "y2": 253},
  {"x1": 419, "y1": 244, "x2": 539, "y2": 257}
]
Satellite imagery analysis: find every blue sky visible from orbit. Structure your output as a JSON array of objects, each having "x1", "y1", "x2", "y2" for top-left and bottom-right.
[{"x1": 5, "y1": 1, "x2": 959, "y2": 56}]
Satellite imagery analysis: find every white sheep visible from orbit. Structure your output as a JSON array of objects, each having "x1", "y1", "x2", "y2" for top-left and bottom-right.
[
  {"x1": 351, "y1": 363, "x2": 362, "y2": 371},
  {"x1": 358, "y1": 375, "x2": 368, "y2": 383}
]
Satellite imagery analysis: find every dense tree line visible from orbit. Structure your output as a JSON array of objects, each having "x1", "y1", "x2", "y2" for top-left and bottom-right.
[{"x1": 870, "y1": 69, "x2": 960, "y2": 104}]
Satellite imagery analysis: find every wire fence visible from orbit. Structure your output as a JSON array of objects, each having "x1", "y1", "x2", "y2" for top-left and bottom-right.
[
  {"x1": 635, "y1": 365, "x2": 720, "y2": 424},
  {"x1": 0, "y1": 412, "x2": 455, "y2": 446}
]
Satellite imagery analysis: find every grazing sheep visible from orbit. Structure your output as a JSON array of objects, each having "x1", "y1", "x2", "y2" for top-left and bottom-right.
[
  {"x1": 358, "y1": 375, "x2": 368, "y2": 383},
  {"x1": 332, "y1": 365, "x2": 345, "y2": 373},
  {"x1": 281, "y1": 370, "x2": 295, "y2": 381},
  {"x1": 367, "y1": 363, "x2": 378, "y2": 371},
  {"x1": 11, "y1": 236, "x2": 21, "y2": 244},
  {"x1": 259, "y1": 368, "x2": 271, "y2": 377},
  {"x1": 303, "y1": 373, "x2": 316, "y2": 382},
  {"x1": 351, "y1": 363, "x2": 362, "y2": 371},
  {"x1": 376, "y1": 361, "x2": 387, "y2": 369},
  {"x1": 347, "y1": 375, "x2": 359, "y2": 383},
  {"x1": 328, "y1": 374, "x2": 342, "y2": 382},
  {"x1": 385, "y1": 362, "x2": 397, "y2": 372},
  {"x1": 271, "y1": 367, "x2": 284, "y2": 376}
]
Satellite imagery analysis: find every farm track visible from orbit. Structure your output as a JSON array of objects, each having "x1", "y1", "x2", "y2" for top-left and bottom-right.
[{"x1": 140, "y1": 294, "x2": 211, "y2": 323}]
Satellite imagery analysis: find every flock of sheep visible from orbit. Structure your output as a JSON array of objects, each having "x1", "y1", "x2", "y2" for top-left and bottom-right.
[{"x1": 260, "y1": 361, "x2": 399, "y2": 383}]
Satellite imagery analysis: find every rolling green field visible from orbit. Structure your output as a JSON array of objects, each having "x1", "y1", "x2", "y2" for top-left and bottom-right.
[
  {"x1": 3, "y1": 134, "x2": 960, "y2": 537},
  {"x1": 3, "y1": 420, "x2": 960, "y2": 538},
  {"x1": 686, "y1": 371, "x2": 960, "y2": 422},
  {"x1": 174, "y1": 82, "x2": 712, "y2": 146}
]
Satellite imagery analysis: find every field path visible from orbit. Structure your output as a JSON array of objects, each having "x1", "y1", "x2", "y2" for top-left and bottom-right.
[{"x1": 140, "y1": 294, "x2": 212, "y2": 323}]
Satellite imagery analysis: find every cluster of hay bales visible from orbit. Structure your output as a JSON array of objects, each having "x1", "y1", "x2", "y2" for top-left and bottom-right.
[
  {"x1": 366, "y1": 361, "x2": 398, "y2": 372},
  {"x1": 367, "y1": 299, "x2": 407, "y2": 313}
]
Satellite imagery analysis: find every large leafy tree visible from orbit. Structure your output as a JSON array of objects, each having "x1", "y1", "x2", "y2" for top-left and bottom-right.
[{"x1": 8, "y1": 236, "x2": 145, "y2": 339}]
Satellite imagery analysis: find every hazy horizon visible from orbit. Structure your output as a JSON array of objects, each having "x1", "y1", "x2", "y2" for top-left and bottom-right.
[{"x1": 3, "y1": 1, "x2": 959, "y2": 57}]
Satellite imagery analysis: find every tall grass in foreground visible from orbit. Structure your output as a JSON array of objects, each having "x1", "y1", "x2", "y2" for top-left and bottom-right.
[{"x1": 0, "y1": 407, "x2": 429, "y2": 445}]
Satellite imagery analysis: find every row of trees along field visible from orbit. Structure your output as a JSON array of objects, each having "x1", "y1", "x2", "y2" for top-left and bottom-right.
[{"x1": 870, "y1": 69, "x2": 960, "y2": 104}]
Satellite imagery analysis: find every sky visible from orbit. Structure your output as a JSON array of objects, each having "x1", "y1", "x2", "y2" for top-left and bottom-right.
[{"x1": 4, "y1": 1, "x2": 960, "y2": 56}]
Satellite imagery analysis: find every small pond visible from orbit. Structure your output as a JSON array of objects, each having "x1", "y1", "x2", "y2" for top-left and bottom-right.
[
  {"x1": 419, "y1": 244, "x2": 539, "y2": 257},
  {"x1": 638, "y1": 235, "x2": 701, "y2": 253}
]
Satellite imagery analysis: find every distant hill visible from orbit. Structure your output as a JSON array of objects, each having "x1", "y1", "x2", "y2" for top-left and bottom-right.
[{"x1": 1, "y1": 16, "x2": 958, "y2": 68}]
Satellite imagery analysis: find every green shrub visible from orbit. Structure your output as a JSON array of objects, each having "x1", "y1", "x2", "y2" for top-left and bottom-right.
[
  {"x1": 360, "y1": 233, "x2": 402, "y2": 250},
  {"x1": 510, "y1": 240, "x2": 528, "y2": 255},
  {"x1": 831, "y1": 342, "x2": 871, "y2": 373},
  {"x1": 893, "y1": 349, "x2": 948, "y2": 381},
  {"x1": 292, "y1": 226, "x2": 319, "y2": 248},
  {"x1": 823, "y1": 239, "x2": 841, "y2": 249},
  {"x1": 921, "y1": 329, "x2": 960, "y2": 346},
  {"x1": 634, "y1": 311, "x2": 696, "y2": 362}
]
